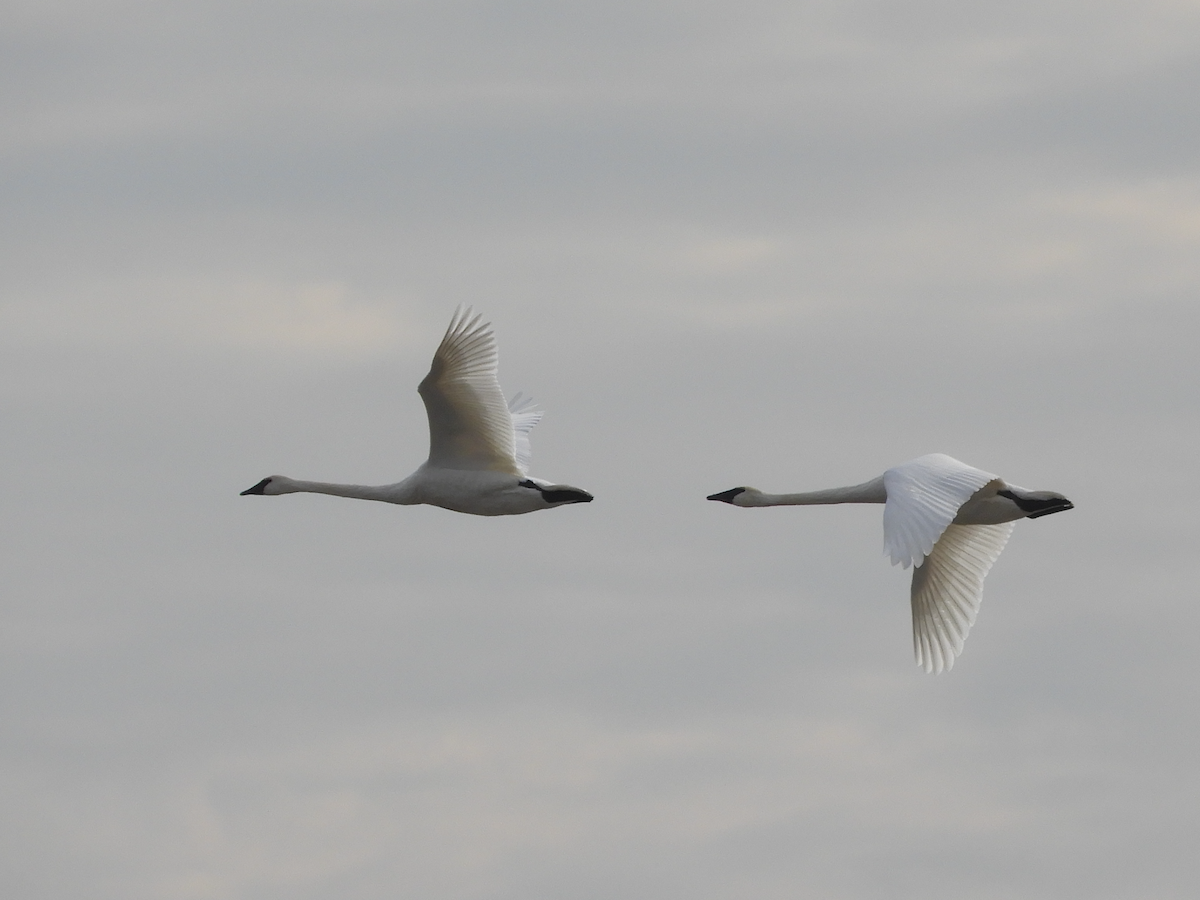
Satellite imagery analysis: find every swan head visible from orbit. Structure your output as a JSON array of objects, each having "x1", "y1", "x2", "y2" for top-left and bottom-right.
[
  {"x1": 539, "y1": 485, "x2": 594, "y2": 505},
  {"x1": 707, "y1": 487, "x2": 759, "y2": 506},
  {"x1": 240, "y1": 476, "x2": 299, "y2": 496},
  {"x1": 1018, "y1": 490, "x2": 1074, "y2": 519},
  {"x1": 996, "y1": 488, "x2": 1074, "y2": 519},
  {"x1": 516, "y1": 478, "x2": 592, "y2": 506}
]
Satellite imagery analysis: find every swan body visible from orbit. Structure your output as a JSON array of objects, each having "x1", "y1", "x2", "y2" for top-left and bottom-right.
[
  {"x1": 241, "y1": 307, "x2": 592, "y2": 516},
  {"x1": 707, "y1": 453, "x2": 1072, "y2": 673}
]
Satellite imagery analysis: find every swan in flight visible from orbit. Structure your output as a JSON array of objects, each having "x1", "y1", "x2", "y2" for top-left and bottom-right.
[
  {"x1": 241, "y1": 307, "x2": 593, "y2": 515},
  {"x1": 707, "y1": 454, "x2": 1072, "y2": 673}
]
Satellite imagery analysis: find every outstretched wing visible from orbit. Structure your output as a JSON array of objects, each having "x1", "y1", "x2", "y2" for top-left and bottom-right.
[
  {"x1": 883, "y1": 454, "x2": 1001, "y2": 569},
  {"x1": 506, "y1": 392, "x2": 543, "y2": 476},
  {"x1": 910, "y1": 522, "x2": 1015, "y2": 673},
  {"x1": 418, "y1": 307, "x2": 521, "y2": 474}
]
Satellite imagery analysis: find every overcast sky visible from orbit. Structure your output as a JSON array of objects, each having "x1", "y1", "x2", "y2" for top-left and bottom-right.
[{"x1": 3, "y1": 2, "x2": 1199, "y2": 898}]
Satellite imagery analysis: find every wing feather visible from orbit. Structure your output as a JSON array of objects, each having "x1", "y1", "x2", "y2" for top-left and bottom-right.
[
  {"x1": 507, "y1": 392, "x2": 543, "y2": 476},
  {"x1": 883, "y1": 454, "x2": 1000, "y2": 568},
  {"x1": 910, "y1": 522, "x2": 1015, "y2": 673},
  {"x1": 418, "y1": 307, "x2": 522, "y2": 473}
]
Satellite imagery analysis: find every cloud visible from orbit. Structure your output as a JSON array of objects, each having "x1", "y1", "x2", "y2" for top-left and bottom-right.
[
  {"x1": 4, "y1": 2, "x2": 1200, "y2": 899},
  {"x1": 1, "y1": 278, "x2": 412, "y2": 355}
]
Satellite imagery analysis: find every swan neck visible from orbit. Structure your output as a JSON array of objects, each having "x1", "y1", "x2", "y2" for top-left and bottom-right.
[
  {"x1": 753, "y1": 476, "x2": 886, "y2": 507},
  {"x1": 288, "y1": 480, "x2": 413, "y2": 503}
]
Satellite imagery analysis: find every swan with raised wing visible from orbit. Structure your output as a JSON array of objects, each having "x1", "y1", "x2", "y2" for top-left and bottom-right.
[
  {"x1": 241, "y1": 307, "x2": 592, "y2": 515},
  {"x1": 707, "y1": 454, "x2": 1072, "y2": 672}
]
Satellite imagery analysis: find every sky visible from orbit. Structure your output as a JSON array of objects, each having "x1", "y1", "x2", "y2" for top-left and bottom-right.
[{"x1": 3, "y1": 1, "x2": 1199, "y2": 898}]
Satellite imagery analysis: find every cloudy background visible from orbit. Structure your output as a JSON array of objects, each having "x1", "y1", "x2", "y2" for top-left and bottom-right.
[{"x1": 3, "y1": 1, "x2": 1199, "y2": 897}]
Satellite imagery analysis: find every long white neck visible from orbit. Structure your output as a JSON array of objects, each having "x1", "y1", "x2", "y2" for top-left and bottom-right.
[
  {"x1": 744, "y1": 476, "x2": 886, "y2": 507},
  {"x1": 277, "y1": 478, "x2": 418, "y2": 504}
]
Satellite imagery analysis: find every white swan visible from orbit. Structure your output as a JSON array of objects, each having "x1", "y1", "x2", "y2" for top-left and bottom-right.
[
  {"x1": 707, "y1": 453, "x2": 1072, "y2": 673},
  {"x1": 241, "y1": 307, "x2": 592, "y2": 515}
]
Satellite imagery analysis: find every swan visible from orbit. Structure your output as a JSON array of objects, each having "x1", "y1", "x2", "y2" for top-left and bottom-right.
[
  {"x1": 241, "y1": 307, "x2": 593, "y2": 515},
  {"x1": 707, "y1": 453, "x2": 1072, "y2": 673}
]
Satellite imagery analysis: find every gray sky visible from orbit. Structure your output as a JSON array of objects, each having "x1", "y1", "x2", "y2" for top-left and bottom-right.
[{"x1": 3, "y1": 2, "x2": 1198, "y2": 898}]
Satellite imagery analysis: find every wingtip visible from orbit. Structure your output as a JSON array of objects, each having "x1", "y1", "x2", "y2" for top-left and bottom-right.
[{"x1": 444, "y1": 304, "x2": 487, "y2": 341}]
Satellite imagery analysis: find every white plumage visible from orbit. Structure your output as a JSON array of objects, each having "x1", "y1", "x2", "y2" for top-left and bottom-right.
[
  {"x1": 707, "y1": 453, "x2": 1072, "y2": 673},
  {"x1": 241, "y1": 307, "x2": 592, "y2": 516}
]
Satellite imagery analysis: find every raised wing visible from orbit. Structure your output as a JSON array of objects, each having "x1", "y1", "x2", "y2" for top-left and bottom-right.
[
  {"x1": 910, "y1": 522, "x2": 1015, "y2": 673},
  {"x1": 418, "y1": 307, "x2": 521, "y2": 474},
  {"x1": 883, "y1": 454, "x2": 1000, "y2": 568}
]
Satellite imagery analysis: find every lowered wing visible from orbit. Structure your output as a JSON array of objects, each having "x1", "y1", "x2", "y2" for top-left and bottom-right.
[{"x1": 910, "y1": 521, "x2": 1015, "y2": 673}]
